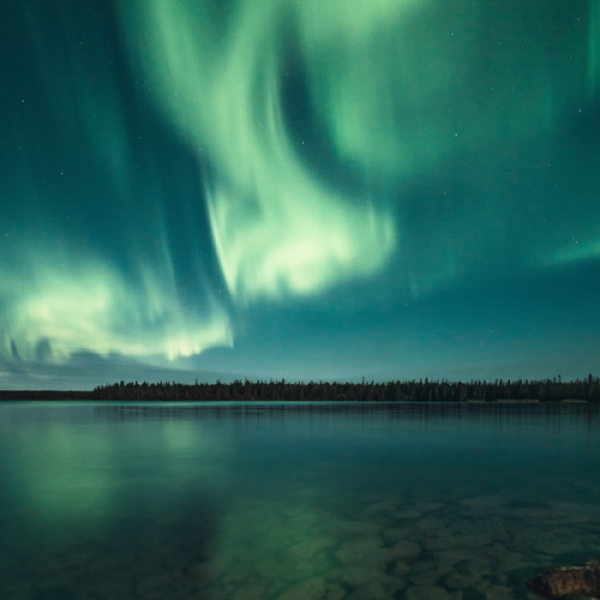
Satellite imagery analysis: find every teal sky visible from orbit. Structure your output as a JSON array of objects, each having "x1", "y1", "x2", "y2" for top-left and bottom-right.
[{"x1": 1, "y1": 0, "x2": 600, "y2": 389}]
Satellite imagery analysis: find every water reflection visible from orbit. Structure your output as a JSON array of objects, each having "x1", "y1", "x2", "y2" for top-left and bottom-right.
[
  {"x1": 94, "y1": 400, "x2": 600, "y2": 428},
  {"x1": 0, "y1": 402, "x2": 599, "y2": 599}
]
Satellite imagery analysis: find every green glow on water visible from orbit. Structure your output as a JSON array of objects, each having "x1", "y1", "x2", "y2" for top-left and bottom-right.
[
  {"x1": 1, "y1": 403, "x2": 600, "y2": 598},
  {"x1": 2, "y1": 407, "x2": 233, "y2": 525}
]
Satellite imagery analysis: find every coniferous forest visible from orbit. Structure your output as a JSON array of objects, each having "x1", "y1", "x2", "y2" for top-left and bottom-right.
[
  {"x1": 2, "y1": 375, "x2": 600, "y2": 402},
  {"x1": 89, "y1": 375, "x2": 600, "y2": 402}
]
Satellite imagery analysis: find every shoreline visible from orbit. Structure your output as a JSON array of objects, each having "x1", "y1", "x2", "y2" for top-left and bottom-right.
[
  {"x1": 2, "y1": 377, "x2": 599, "y2": 403},
  {"x1": 0, "y1": 396, "x2": 595, "y2": 404}
]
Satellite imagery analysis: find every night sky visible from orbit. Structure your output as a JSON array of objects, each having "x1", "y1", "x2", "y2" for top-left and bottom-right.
[{"x1": 2, "y1": 0, "x2": 600, "y2": 389}]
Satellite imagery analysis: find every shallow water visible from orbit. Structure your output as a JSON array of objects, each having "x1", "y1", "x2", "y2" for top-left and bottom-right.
[{"x1": 0, "y1": 402, "x2": 599, "y2": 600}]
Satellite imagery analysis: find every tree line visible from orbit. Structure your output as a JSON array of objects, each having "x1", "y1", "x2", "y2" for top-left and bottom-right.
[
  {"x1": 1, "y1": 375, "x2": 599, "y2": 402},
  {"x1": 88, "y1": 374, "x2": 600, "y2": 402}
]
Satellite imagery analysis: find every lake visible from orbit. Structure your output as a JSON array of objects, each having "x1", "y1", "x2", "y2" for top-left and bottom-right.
[{"x1": 0, "y1": 402, "x2": 599, "y2": 600}]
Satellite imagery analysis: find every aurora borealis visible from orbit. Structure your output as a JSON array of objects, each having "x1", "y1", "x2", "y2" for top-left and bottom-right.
[{"x1": 1, "y1": 0, "x2": 600, "y2": 389}]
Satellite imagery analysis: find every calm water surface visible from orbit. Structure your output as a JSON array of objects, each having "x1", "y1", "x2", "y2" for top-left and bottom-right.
[{"x1": 0, "y1": 402, "x2": 599, "y2": 600}]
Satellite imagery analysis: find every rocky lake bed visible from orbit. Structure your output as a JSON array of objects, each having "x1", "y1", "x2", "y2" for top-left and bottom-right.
[{"x1": 2, "y1": 493, "x2": 599, "y2": 600}]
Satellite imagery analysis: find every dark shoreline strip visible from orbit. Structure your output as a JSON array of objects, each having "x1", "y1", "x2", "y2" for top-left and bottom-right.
[{"x1": 1, "y1": 374, "x2": 600, "y2": 402}]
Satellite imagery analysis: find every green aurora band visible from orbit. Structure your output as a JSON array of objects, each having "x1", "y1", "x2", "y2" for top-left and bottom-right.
[
  {"x1": 1, "y1": 0, "x2": 599, "y2": 372},
  {"x1": 119, "y1": 0, "x2": 599, "y2": 301},
  {"x1": 119, "y1": 0, "x2": 399, "y2": 303}
]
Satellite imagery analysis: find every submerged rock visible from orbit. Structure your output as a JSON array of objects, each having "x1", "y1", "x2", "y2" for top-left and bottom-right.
[
  {"x1": 230, "y1": 582, "x2": 267, "y2": 600},
  {"x1": 526, "y1": 559, "x2": 600, "y2": 598},
  {"x1": 335, "y1": 537, "x2": 384, "y2": 565},
  {"x1": 273, "y1": 576, "x2": 325, "y2": 600},
  {"x1": 393, "y1": 509, "x2": 422, "y2": 520},
  {"x1": 405, "y1": 584, "x2": 450, "y2": 600},
  {"x1": 345, "y1": 581, "x2": 390, "y2": 600}
]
